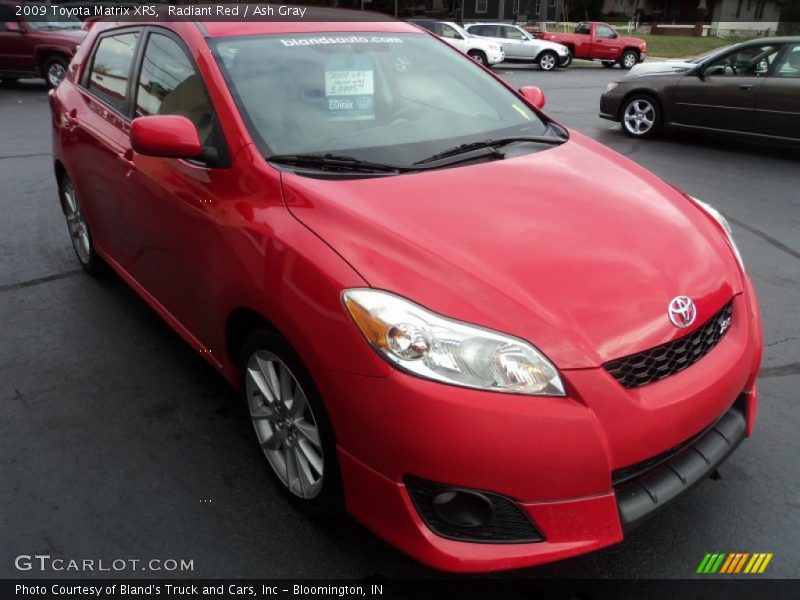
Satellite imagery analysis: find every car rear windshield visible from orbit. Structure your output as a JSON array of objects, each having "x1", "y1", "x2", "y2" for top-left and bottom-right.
[{"x1": 211, "y1": 32, "x2": 552, "y2": 165}]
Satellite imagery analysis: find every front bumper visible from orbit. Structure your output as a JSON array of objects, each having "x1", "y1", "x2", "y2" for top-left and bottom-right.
[
  {"x1": 316, "y1": 282, "x2": 762, "y2": 572},
  {"x1": 487, "y1": 49, "x2": 505, "y2": 65},
  {"x1": 600, "y1": 89, "x2": 625, "y2": 121}
]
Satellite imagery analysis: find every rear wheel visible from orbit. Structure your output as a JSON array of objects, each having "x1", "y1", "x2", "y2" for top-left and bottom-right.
[
  {"x1": 620, "y1": 50, "x2": 639, "y2": 70},
  {"x1": 602, "y1": 61, "x2": 616, "y2": 68},
  {"x1": 621, "y1": 94, "x2": 662, "y2": 139},
  {"x1": 61, "y1": 176, "x2": 105, "y2": 276},
  {"x1": 43, "y1": 55, "x2": 68, "y2": 88},
  {"x1": 467, "y1": 50, "x2": 487, "y2": 66},
  {"x1": 241, "y1": 330, "x2": 344, "y2": 518},
  {"x1": 538, "y1": 51, "x2": 558, "y2": 72}
]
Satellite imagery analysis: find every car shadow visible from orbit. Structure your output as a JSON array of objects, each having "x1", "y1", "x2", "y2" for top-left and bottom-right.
[
  {"x1": 598, "y1": 126, "x2": 800, "y2": 163},
  {"x1": 0, "y1": 78, "x2": 48, "y2": 92}
]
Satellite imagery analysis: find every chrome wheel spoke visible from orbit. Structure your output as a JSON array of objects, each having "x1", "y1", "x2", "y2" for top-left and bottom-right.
[
  {"x1": 284, "y1": 445, "x2": 298, "y2": 492},
  {"x1": 297, "y1": 438, "x2": 323, "y2": 475},
  {"x1": 289, "y1": 387, "x2": 308, "y2": 419},
  {"x1": 278, "y1": 363, "x2": 293, "y2": 404},
  {"x1": 260, "y1": 428, "x2": 283, "y2": 451},
  {"x1": 295, "y1": 418, "x2": 320, "y2": 448},
  {"x1": 248, "y1": 366, "x2": 277, "y2": 404}
]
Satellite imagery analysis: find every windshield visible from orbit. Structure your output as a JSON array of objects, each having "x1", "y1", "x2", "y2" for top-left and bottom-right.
[
  {"x1": 25, "y1": 13, "x2": 82, "y2": 30},
  {"x1": 693, "y1": 44, "x2": 735, "y2": 63},
  {"x1": 212, "y1": 32, "x2": 554, "y2": 165}
]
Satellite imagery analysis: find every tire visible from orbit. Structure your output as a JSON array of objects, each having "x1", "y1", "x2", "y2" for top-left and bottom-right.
[
  {"x1": 241, "y1": 329, "x2": 344, "y2": 518},
  {"x1": 467, "y1": 50, "x2": 488, "y2": 66},
  {"x1": 560, "y1": 49, "x2": 573, "y2": 68},
  {"x1": 60, "y1": 176, "x2": 105, "y2": 276},
  {"x1": 602, "y1": 61, "x2": 616, "y2": 68},
  {"x1": 620, "y1": 50, "x2": 639, "y2": 70},
  {"x1": 538, "y1": 51, "x2": 558, "y2": 72},
  {"x1": 42, "y1": 55, "x2": 68, "y2": 88},
  {"x1": 620, "y1": 94, "x2": 663, "y2": 139}
]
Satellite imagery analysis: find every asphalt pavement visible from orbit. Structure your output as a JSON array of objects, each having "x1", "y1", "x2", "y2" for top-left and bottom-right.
[{"x1": 1, "y1": 64, "x2": 798, "y2": 580}]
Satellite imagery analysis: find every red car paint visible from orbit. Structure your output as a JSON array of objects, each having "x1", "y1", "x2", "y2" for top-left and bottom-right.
[
  {"x1": 50, "y1": 18, "x2": 762, "y2": 572},
  {"x1": 537, "y1": 22, "x2": 647, "y2": 66}
]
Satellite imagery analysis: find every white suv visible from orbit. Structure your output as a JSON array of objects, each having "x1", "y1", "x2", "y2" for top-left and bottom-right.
[
  {"x1": 411, "y1": 20, "x2": 505, "y2": 67},
  {"x1": 464, "y1": 23, "x2": 570, "y2": 71}
]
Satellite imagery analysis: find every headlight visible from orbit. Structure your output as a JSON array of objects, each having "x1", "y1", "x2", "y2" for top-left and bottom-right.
[
  {"x1": 343, "y1": 289, "x2": 565, "y2": 396},
  {"x1": 690, "y1": 196, "x2": 745, "y2": 271},
  {"x1": 606, "y1": 82, "x2": 620, "y2": 93}
]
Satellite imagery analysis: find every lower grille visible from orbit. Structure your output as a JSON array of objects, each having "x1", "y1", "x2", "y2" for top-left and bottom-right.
[{"x1": 604, "y1": 301, "x2": 733, "y2": 388}]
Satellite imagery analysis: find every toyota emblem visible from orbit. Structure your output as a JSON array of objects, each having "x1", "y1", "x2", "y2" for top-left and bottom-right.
[{"x1": 668, "y1": 296, "x2": 697, "y2": 328}]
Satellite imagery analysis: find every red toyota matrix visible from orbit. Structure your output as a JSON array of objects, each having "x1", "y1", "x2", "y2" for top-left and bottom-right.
[{"x1": 50, "y1": 12, "x2": 763, "y2": 572}]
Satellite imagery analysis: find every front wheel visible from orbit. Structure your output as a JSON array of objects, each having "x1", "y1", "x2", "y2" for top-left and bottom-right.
[
  {"x1": 621, "y1": 95, "x2": 662, "y2": 139},
  {"x1": 538, "y1": 51, "x2": 558, "y2": 72},
  {"x1": 61, "y1": 176, "x2": 105, "y2": 276},
  {"x1": 467, "y1": 50, "x2": 487, "y2": 66},
  {"x1": 620, "y1": 50, "x2": 639, "y2": 70},
  {"x1": 43, "y1": 55, "x2": 68, "y2": 88},
  {"x1": 241, "y1": 330, "x2": 344, "y2": 518}
]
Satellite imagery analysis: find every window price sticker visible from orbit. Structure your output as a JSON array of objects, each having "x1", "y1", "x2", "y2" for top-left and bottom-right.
[{"x1": 325, "y1": 56, "x2": 375, "y2": 121}]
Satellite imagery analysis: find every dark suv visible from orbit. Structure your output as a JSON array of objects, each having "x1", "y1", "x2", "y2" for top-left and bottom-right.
[{"x1": 0, "y1": 1, "x2": 86, "y2": 86}]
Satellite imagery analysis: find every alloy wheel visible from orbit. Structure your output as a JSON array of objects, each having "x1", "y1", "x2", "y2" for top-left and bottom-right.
[
  {"x1": 63, "y1": 180, "x2": 91, "y2": 265},
  {"x1": 470, "y1": 52, "x2": 485, "y2": 65},
  {"x1": 245, "y1": 350, "x2": 324, "y2": 499},
  {"x1": 623, "y1": 52, "x2": 638, "y2": 69},
  {"x1": 623, "y1": 99, "x2": 655, "y2": 136},
  {"x1": 47, "y1": 62, "x2": 66, "y2": 87},
  {"x1": 539, "y1": 53, "x2": 556, "y2": 71}
]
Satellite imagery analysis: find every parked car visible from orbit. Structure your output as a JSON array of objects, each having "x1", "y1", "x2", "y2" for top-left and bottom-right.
[
  {"x1": 600, "y1": 37, "x2": 800, "y2": 140},
  {"x1": 464, "y1": 22, "x2": 570, "y2": 71},
  {"x1": 0, "y1": 0, "x2": 85, "y2": 86},
  {"x1": 410, "y1": 19, "x2": 504, "y2": 66},
  {"x1": 51, "y1": 12, "x2": 762, "y2": 572},
  {"x1": 536, "y1": 21, "x2": 647, "y2": 69}
]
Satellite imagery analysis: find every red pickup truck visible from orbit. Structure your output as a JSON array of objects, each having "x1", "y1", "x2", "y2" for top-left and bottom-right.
[
  {"x1": 0, "y1": 2, "x2": 86, "y2": 87},
  {"x1": 535, "y1": 22, "x2": 647, "y2": 69}
]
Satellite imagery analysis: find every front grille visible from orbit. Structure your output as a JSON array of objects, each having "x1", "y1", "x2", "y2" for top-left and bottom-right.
[
  {"x1": 405, "y1": 477, "x2": 543, "y2": 544},
  {"x1": 604, "y1": 301, "x2": 733, "y2": 389}
]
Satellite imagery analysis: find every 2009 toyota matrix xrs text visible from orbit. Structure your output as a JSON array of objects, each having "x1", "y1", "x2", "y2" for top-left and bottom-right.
[{"x1": 50, "y1": 11, "x2": 763, "y2": 572}]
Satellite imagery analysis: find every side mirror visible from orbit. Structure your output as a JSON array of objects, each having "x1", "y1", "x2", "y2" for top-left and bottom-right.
[
  {"x1": 519, "y1": 86, "x2": 545, "y2": 109},
  {"x1": 131, "y1": 115, "x2": 202, "y2": 160},
  {"x1": 4, "y1": 21, "x2": 24, "y2": 33}
]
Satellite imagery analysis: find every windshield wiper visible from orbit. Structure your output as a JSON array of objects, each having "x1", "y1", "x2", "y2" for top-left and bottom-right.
[
  {"x1": 414, "y1": 135, "x2": 567, "y2": 165},
  {"x1": 268, "y1": 153, "x2": 408, "y2": 174}
]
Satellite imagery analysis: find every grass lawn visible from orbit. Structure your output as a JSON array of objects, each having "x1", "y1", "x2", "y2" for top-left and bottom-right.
[{"x1": 637, "y1": 34, "x2": 753, "y2": 59}]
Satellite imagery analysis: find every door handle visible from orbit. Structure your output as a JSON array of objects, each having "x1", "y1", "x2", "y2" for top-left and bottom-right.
[
  {"x1": 739, "y1": 84, "x2": 754, "y2": 92},
  {"x1": 62, "y1": 109, "x2": 78, "y2": 130},
  {"x1": 116, "y1": 149, "x2": 136, "y2": 176}
]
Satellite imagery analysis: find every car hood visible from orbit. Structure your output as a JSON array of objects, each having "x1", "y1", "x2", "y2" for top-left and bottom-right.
[
  {"x1": 281, "y1": 132, "x2": 742, "y2": 369},
  {"x1": 36, "y1": 27, "x2": 86, "y2": 47},
  {"x1": 627, "y1": 60, "x2": 696, "y2": 77}
]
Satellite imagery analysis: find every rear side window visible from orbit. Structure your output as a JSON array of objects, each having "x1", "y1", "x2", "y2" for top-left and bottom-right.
[
  {"x1": 135, "y1": 33, "x2": 215, "y2": 145},
  {"x1": 87, "y1": 32, "x2": 140, "y2": 112}
]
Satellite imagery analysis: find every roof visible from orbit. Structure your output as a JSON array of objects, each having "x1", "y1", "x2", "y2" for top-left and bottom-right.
[{"x1": 197, "y1": 7, "x2": 417, "y2": 38}]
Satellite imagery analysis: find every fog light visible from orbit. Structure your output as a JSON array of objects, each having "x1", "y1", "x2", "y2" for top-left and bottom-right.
[{"x1": 432, "y1": 490, "x2": 493, "y2": 528}]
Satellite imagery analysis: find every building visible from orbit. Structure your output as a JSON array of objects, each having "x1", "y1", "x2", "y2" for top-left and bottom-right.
[
  {"x1": 461, "y1": 0, "x2": 568, "y2": 23},
  {"x1": 601, "y1": 0, "x2": 784, "y2": 36}
]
